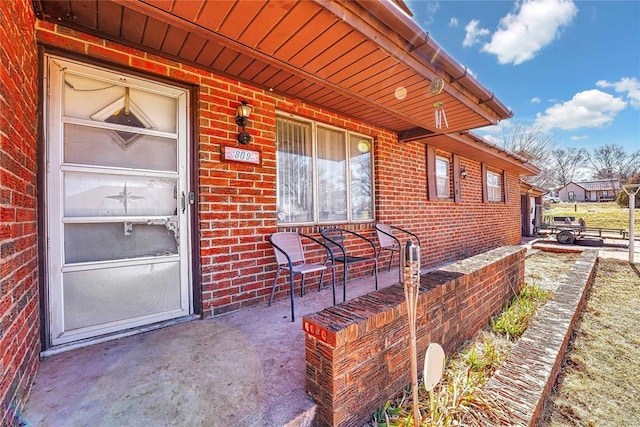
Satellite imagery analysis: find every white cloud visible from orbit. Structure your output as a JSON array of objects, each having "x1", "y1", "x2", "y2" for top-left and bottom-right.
[
  {"x1": 449, "y1": 17, "x2": 459, "y2": 27},
  {"x1": 476, "y1": 120, "x2": 513, "y2": 143},
  {"x1": 410, "y1": 1, "x2": 440, "y2": 26},
  {"x1": 463, "y1": 19, "x2": 490, "y2": 47},
  {"x1": 535, "y1": 89, "x2": 627, "y2": 130},
  {"x1": 482, "y1": 0, "x2": 578, "y2": 65},
  {"x1": 530, "y1": 97, "x2": 541, "y2": 103},
  {"x1": 597, "y1": 77, "x2": 640, "y2": 109},
  {"x1": 569, "y1": 135, "x2": 589, "y2": 141},
  {"x1": 481, "y1": 134, "x2": 503, "y2": 145}
]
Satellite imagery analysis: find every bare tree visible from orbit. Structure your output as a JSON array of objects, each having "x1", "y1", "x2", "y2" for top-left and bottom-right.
[
  {"x1": 587, "y1": 144, "x2": 640, "y2": 183},
  {"x1": 495, "y1": 121, "x2": 558, "y2": 189},
  {"x1": 549, "y1": 147, "x2": 588, "y2": 186}
]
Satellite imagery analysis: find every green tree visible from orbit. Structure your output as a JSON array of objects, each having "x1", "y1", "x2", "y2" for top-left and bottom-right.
[{"x1": 616, "y1": 175, "x2": 640, "y2": 208}]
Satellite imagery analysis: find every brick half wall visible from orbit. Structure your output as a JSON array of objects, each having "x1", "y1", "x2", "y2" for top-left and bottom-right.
[{"x1": 302, "y1": 246, "x2": 525, "y2": 426}]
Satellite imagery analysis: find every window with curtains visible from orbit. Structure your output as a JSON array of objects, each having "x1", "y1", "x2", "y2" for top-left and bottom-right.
[
  {"x1": 276, "y1": 115, "x2": 374, "y2": 224},
  {"x1": 487, "y1": 170, "x2": 502, "y2": 202},
  {"x1": 435, "y1": 156, "x2": 450, "y2": 198}
]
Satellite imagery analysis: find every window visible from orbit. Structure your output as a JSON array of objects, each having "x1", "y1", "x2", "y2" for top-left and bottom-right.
[
  {"x1": 487, "y1": 170, "x2": 502, "y2": 202},
  {"x1": 435, "y1": 157, "x2": 450, "y2": 198},
  {"x1": 276, "y1": 115, "x2": 373, "y2": 224},
  {"x1": 568, "y1": 191, "x2": 575, "y2": 201}
]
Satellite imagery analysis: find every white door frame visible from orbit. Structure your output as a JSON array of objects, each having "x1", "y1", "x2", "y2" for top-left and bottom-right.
[{"x1": 44, "y1": 55, "x2": 193, "y2": 346}]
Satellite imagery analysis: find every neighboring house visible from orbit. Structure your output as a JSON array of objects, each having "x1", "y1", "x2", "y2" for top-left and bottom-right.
[
  {"x1": 557, "y1": 180, "x2": 620, "y2": 202},
  {"x1": 0, "y1": 0, "x2": 539, "y2": 423}
]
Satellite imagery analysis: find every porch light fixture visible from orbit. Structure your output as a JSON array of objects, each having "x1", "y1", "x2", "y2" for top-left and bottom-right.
[
  {"x1": 459, "y1": 166, "x2": 467, "y2": 179},
  {"x1": 235, "y1": 100, "x2": 253, "y2": 145}
]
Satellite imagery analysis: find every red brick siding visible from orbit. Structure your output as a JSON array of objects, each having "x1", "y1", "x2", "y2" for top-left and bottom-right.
[
  {"x1": 0, "y1": 1, "x2": 40, "y2": 424},
  {"x1": 34, "y1": 23, "x2": 523, "y2": 321}
]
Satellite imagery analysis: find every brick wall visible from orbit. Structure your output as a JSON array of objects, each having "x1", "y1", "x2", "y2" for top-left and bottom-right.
[
  {"x1": 0, "y1": 0, "x2": 40, "y2": 424},
  {"x1": 302, "y1": 246, "x2": 526, "y2": 427},
  {"x1": 484, "y1": 249, "x2": 598, "y2": 425},
  {"x1": 34, "y1": 22, "x2": 524, "y2": 321}
]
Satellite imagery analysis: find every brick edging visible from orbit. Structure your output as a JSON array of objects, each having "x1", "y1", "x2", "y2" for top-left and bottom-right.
[{"x1": 483, "y1": 249, "x2": 598, "y2": 426}]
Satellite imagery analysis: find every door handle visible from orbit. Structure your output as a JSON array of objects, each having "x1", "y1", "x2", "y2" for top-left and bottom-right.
[{"x1": 181, "y1": 191, "x2": 186, "y2": 214}]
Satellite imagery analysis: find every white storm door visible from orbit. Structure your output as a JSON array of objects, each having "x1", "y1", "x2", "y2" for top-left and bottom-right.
[{"x1": 46, "y1": 56, "x2": 192, "y2": 346}]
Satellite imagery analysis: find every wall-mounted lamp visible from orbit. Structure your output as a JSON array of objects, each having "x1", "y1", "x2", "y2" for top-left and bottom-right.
[
  {"x1": 459, "y1": 166, "x2": 467, "y2": 179},
  {"x1": 235, "y1": 100, "x2": 252, "y2": 145}
]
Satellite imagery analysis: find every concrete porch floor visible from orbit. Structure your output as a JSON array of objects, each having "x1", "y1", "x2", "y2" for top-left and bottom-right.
[
  {"x1": 22, "y1": 268, "x2": 401, "y2": 427},
  {"x1": 21, "y1": 239, "x2": 637, "y2": 427}
]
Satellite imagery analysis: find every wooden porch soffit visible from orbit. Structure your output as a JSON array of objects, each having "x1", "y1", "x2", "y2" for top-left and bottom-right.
[{"x1": 34, "y1": 0, "x2": 513, "y2": 139}]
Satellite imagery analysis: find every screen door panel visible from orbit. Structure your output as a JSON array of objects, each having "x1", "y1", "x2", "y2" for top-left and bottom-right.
[
  {"x1": 63, "y1": 172, "x2": 177, "y2": 217},
  {"x1": 63, "y1": 262, "x2": 180, "y2": 330},
  {"x1": 47, "y1": 56, "x2": 191, "y2": 346}
]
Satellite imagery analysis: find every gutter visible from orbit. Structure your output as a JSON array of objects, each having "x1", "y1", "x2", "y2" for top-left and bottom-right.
[
  {"x1": 354, "y1": 0, "x2": 513, "y2": 121},
  {"x1": 449, "y1": 132, "x2": 541, "y2": 176}
]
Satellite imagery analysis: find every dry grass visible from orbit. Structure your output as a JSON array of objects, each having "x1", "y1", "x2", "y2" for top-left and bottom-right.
[
  {"x1": 369, "y1": 251, "x2": 574, "y2": 427},
  {"x1": 541, "y1": 259, "x2": 640, "y2": 426},
  {"x1": 546, "y1": 201, "x2": 639, "y2": 233},
  {"x1": 525, "y1": 251, "x2": 579, "y2": 292}
]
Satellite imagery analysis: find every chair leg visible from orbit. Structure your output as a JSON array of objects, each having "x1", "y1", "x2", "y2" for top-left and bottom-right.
[
  {"x1": 300, "y1": 275, "x2": 305, "y2": 297},
  {"x1": 342, "y1": 264, "x2": 348, "y2": 303},
  {"x1": 387, "y1": 250, "x2": 393, "y2": 272},
  {"x1": 330, "y1": 266, "x2": 336, "y2": 306},
  {"x1": 373, "y1": 259, "x2": 378, "y2": 290},
  {"x1": 289, "y1": 273, "x2": 295, "y2": 322},
  {"x1": 269, "y1": 267, "x2": 281, "y2": 306},
  {"x1": 318, "y1": 266, "x2": 337, "y2": 306}
]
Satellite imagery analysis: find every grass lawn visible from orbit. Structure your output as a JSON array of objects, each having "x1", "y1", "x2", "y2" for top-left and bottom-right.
[
  {"x1": 545, "y1": 201, "x2": 639, "y2": 233},
  {"x1": 541, "y1": 258, "x2": 640, "y2": 425}
]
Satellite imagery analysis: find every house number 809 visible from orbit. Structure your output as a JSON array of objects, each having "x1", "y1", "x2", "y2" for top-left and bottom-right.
[{"x1": 223, "y1": 146, "x2": 260, "y2": 165}]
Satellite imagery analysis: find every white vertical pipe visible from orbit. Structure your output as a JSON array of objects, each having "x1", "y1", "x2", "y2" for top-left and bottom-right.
[{"x1": 629, "y1": 193, "x2": 635, "y2": 264}]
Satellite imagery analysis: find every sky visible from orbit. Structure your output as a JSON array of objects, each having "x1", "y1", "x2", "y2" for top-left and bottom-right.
[{"x1": 405, "y1": 0, "x2": 640, "y2": 154}]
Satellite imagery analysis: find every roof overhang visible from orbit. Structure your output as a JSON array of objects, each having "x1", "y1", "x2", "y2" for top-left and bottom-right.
[
  {"x1": 520, "y1": 182, "x2": 544, "y2": 197},
  {"x1": 33, "y1": 0, "x2": 512, "y2": 138},
  {"x1": 421, "y1": 132, "x2": 540, "y2": 176}
]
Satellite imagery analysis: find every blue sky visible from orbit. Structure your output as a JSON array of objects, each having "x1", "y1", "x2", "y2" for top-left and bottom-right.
[{"x1": 406, "y1": 0, "x2": 640, "y2": 153}]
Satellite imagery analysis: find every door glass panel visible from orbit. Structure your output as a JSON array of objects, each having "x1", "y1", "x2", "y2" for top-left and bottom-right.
[
  {"x1": 64, "y1": 172, "x2": 177, "y2": 217},
  {"x1": 64, "y1": 222, "x2": 178, "y2": 263},
  {"x1": 63, "y1": 262, "x2": 181, "y2": 330},
  {"x1": 64, "y1": 124, "x2": 177, "y2": 171},
  {"x1": 64, "y1": 73, "x2": 177, "y2": 133}
]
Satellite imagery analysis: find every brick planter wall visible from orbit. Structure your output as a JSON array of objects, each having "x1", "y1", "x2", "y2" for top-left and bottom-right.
[
  {"x1": 483, "y1": 249, "x2": 598, "y2": 426},
  {"x1": 0, "y1": 0, "x2": 40, "y2": 424},
  {"x1": 302, "y1": 246, "x2": 526, "y2": 427}
]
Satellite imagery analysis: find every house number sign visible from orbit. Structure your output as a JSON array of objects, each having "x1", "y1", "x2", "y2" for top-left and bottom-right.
[{"x1": 222, "y1": 145, "x2": 261, "y2": 165}]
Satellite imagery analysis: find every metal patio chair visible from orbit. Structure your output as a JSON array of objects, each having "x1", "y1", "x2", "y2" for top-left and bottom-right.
[
  {"x1": 269, "y1": 232, "x2": 336, "y2": 322},
  {"x1": 320, "y1": 227, "x2": 378, "y2": 303},
  {"x1": 375, "y1": 223, "x2": 421, "y2": 283}
]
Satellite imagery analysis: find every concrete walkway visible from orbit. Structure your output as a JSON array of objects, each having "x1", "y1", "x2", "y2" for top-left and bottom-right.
[{"x1": 22, "y1": 268, "x2": 400, "y2": 427}]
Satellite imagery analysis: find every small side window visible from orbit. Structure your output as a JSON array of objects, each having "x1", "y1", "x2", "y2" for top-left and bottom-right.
[
  {"x1": 435, "y1": 157, "x2": 450, "y2": 198},
  {"x1": 487, "y1": 170, "x2": 502, "y2": 202}
]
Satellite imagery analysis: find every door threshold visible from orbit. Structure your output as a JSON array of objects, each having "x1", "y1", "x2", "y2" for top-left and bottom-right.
[{"x1": 41, "y1": 314, "x2": 200, "y2": 357}]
